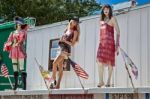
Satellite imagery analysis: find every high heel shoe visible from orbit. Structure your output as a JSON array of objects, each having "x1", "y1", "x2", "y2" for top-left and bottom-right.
[{"x1": 50, "y1": 80, "x2": 57, "y2": 89}]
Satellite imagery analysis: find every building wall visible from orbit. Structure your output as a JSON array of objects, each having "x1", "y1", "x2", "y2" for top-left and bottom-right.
[
  {"x1": 26, "y1": 4, "x2": 150, "y2": 90},
  {"x1": 0, "y1": 26, "x2": 16, "y2": 90},
  {"x1": 0, "y1": 23, "x2": 27, "y2": 90}
]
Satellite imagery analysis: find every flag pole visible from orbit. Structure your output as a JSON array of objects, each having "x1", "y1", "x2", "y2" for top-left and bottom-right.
[
  {"x1": 7, "y1": 76, "x2": 13, "y2": 89},
  {"x1": 120, "y1": 48, "x2": 135, "y2": 90},
  {"x1": 34, "y1": 58, "x2": 51, "y2": 92},
  {"x1": 68, "y1": 58, "x2": 86, "y2": 93},
  {"x1": 73, "y1": 66, "x2": 87, "y2": 93},
  {"x1": 74, "y1": 69, "x2": 85, "y2": 89}
]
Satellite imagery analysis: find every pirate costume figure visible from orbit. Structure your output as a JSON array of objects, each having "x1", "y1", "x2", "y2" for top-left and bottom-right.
[{"x1": 3, "y1": 16, "x2": 28, "y2": 90}]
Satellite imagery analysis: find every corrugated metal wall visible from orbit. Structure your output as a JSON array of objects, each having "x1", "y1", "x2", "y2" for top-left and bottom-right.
[{"x1": 26, "y1": 4, "x2": 150, "y2": 90}]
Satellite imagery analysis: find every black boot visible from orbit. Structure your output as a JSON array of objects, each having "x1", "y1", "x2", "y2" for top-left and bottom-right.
[
  {"x1": 13, "y1": 72, "x2": 19, "y2": 90},
  {"x1": 21, "y1": 72, "x2": 27, "y2": 90}
]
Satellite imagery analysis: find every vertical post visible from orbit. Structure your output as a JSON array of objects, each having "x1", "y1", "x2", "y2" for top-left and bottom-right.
[
  {"x1": 146, "y1": 93, "x2": 149, "y2": 99},
  {"x1": 7, "y1": 76, "x2": 13, "y2": 89},
  {"x1": 120, "y1": 48, "x2": 135, "y2": 90},
  {"x1": 106, "y1": 93, "x2": 109, "y2": 99}
]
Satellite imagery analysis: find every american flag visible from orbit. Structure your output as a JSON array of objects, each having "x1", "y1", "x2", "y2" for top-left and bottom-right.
[
  {"x1": 120, "y1": 48, "x2": 138, "y2": 79},
  {"x1": 1, "y1": 64, "x2": 9, "y2": 78},
  {"x1": 69, "y1": 58, "x2": 89, "y2": 79}
]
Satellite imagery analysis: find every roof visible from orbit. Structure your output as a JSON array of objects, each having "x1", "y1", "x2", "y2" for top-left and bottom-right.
[
  {"x1": 0, "y1": 21, "x2": 14, "y2": 30},
  {"x1": 0, "y1": 17, "x2": 35, "y2": 31}
]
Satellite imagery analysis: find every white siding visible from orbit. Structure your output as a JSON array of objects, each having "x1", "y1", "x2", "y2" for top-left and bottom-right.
[{"x1": 26, "y1": 4, "x2": 150, "y2": 90}]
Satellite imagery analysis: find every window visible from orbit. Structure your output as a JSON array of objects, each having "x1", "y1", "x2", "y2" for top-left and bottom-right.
[{"x1": 48, "y1": 39, "x2": 70, "y2": 71}]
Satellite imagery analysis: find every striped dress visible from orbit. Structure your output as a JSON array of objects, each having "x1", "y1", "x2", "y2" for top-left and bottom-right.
[{"x1": 97, "y1": 21, "x2": 115, "y2": 66}]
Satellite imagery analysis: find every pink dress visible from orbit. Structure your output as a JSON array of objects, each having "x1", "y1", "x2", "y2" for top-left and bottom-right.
[
  {"x1": 4, "y1": 28, "x2": 27, "y2": 59},
  {"x1": 97, "y1": 21, "x2": 115, "y2": 66}
]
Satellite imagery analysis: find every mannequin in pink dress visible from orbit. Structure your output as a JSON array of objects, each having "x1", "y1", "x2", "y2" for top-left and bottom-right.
[{"x1": 97, "y1": 5, "x2": 120, "y2": 87}]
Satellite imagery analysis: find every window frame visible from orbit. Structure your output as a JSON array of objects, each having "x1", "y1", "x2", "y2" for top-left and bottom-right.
[{"x1": 48, "y1": 38, "x2": 71, "y2": 71}]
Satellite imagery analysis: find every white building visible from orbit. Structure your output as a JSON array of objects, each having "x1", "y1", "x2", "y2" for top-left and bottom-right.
[{"x1": 26, "y1": 3, "x2": 150, "y2": 90}]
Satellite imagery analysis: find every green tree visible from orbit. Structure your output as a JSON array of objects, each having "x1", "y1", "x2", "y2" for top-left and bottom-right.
[{"x1": 0, "y1": 0, "x2": 101, "y2": 25}]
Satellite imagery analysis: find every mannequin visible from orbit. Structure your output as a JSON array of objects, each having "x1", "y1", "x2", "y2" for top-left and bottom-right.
[{"x1": 4, "y1": 16, "x2": 28, "y2": 90}]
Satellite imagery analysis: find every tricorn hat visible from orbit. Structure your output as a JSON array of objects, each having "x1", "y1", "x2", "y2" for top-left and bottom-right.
[{"x1": 14, "y1": 16, "x2": 25, "y2": 25}]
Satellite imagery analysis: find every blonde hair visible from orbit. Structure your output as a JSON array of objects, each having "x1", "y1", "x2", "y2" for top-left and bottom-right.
[
  {"x1": 65, "y1": 20, "x2": 80, "y2": 42},
  {"x1": 76, "y1": 24, "x2": 80, "y2": 42}
]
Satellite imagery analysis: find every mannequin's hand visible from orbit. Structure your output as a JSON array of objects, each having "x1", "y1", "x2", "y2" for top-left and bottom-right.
[
  {"x1": 115, "y1": 46, "x2": 119, "y2": 56},
  {"x1": 15, "y1": 43, "x2": 20, "y2": 47}
]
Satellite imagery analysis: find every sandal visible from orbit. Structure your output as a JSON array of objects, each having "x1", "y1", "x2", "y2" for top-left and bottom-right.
[
  {"x1": 97, "y1": 82, "x2": 105, "y2": 88},
  {"x1": 105, "y1": 84, "x2": 111, "y2": 87}
]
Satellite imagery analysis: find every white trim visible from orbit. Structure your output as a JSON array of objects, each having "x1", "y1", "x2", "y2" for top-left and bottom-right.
[
  {"x1": 0, "y1": 83, "x2": 14, "y2": 85},
  {"x1": 0, "y1": 75, "x2": 13, "y2": 77},
  {"x1": 0, "y1": 87, "x2": 150, "y2": 95}
]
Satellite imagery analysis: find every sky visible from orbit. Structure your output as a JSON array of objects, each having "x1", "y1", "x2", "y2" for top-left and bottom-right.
[{"x1": 96, "y1": 0, "x2": 150, "y2": 5}]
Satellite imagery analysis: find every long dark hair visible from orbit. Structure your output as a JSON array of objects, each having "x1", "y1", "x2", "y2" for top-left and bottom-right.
[
  {"x1": 15, "y1": 24, "x2": 28, "y2": 30},
  {"x1": 101, "y1": 4, "x2": 113, "y2": 21}
]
